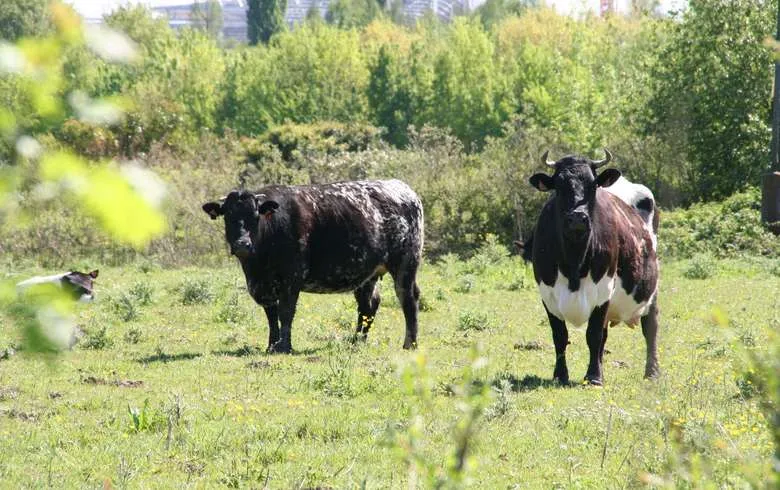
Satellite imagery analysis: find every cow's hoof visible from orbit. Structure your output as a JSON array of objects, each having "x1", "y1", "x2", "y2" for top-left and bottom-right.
[
  {"x1": 402, "y1": 340, "x2": 417, "y2": 350},
  {"x1": 553, "y1": 368, "x2": 569, "y2": 385},
  {"x1": 584, "y1": 376, "x2": 603, "y2": 386},
  {"x1": 267, "y1": 342, "x2": 292, "y2": 354},
  {"x1": 644, "y1": 366, "x2": 661, "y2": 380},
  {"x1": 348, "y1": 333, "x2": 368, "y2": 344}
]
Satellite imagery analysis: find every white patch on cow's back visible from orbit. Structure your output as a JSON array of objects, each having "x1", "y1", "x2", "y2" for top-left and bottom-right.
[
  {"x1": 607, "y1": 277, "x2": 653, "y2": 327},
  {"x1": 603, "y1": 176, "x2": 657, "y2": 251},
  {"x1": 538, "y1": 271, "x2": 615, "y2": 327},
  {"x1": 16, "y1": 273, "x2": 68, "y2": 290}
]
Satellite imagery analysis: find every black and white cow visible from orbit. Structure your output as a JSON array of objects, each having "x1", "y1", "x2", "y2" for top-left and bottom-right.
[
  {"x1": 16, "y1": 269, "x2": 99, "y2": 302},
  {"x1": 528, "y1": 150, "x2": 660, "y2": 385},
  {"x1": 203, "y1": 179, "x2": 424, "y2": 353}
]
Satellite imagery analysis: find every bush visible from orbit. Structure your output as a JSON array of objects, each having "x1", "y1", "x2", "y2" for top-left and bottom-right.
[
  {"x1": 247, "y1": 121, "x2": 384, "y2": 164},
  {"x1": 683, "y1": 254, "x2": 716, "y2": 280},
  {"x1": 81, "y1": 325, "x2": 114, "y2": 350},
  {"x1": 129, "y1": 282, "x2": 154, "y2": 306},
  {"x1": 214, "y1": 294, "x2": 249, "y2": 324},
  {"x1": 457, "y1": 310, "x2": 491, "y2": 331},
  {"x1": 659, "y1": 188, "x2": 780, "y2": 259},
  {"x1": 54, "y1": 120, "x2": 120, "y2": 159},
  {"x1": 112, "y1": 293, "x2": 140, "y2": 322},
  {"x1": 180, "y1": 278, "x2": 214, "y2": 305}
]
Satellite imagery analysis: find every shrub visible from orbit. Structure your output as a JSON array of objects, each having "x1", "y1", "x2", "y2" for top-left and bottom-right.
[
  {"x1": 81, "y1": 325, "x2": 113, "y2": 350},
  {"x1": 457, "y1": 310, "x2": 490, "y2": 331},
  {"x1": 659, "y1": 188, "x2": 779, "y2": 259},
  {"x1": 112, "y1": 293, "x2": 140, "y2": 322},
  {"x1": 129, "y1": 282, "x2": 154, "y2": 306},
  {"x1": 54, "y1": 120, "x2": 120, "y2": 159},
  {"x1": 247, "y1": 121, "x2": 383, "y2": 164},
  {"x1": 683, "y1": 254, "x2": 716, "y2": 280},
  {"x1": 127, "y1": 399, "x2": 167, "y2": 433},
  {"x1": 214, "y1": 294, "x2": 249, "y2": 324},
  {"x1": 180, "y1": 279, "x2": 214, "y2": 305},
  {"x1": 124, "y1": 328, "x2": 143, "y2": 344}
]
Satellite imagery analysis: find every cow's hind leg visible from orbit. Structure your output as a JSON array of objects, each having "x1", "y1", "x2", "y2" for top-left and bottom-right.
[
  {"x1": 354, "y1": 276, "x2": 381, "y2": 340},
  {"x1": 263, "y1": 304, "x2": 280, "y2": 352},
  {"x1": 641, "y1": 298, "x2": 661, "y2": 379},
  {"x1": 585, "y1": 302, "x2": 609, "y2": 386},
  {"x1": 391, "y1": 261, "x2": 420, "y2": 350},
  {"x1": 544, "y1": 304, "x2": 569, "y2": 384}
]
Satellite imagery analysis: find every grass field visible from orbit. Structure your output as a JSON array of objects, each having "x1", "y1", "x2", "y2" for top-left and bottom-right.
[{"x1": 0, "y1": 250, "x2": 778, "y2": 488}]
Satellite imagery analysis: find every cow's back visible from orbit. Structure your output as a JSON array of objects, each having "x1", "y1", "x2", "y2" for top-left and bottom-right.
[{"x1": 265, "y1": 180, "x2": 423, "y2": 293}]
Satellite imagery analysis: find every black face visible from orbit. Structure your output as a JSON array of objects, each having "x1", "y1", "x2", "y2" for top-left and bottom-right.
[
  {"x1": 202, "y1": 191, "x2": 279, "y2": 259},
  {"x1": 529, "y1": 155, "x2": 621, "y2": 241}
]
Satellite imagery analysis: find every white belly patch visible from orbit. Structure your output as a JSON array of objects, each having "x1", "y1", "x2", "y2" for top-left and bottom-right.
[
  {"x1": 538, "y1": 272, "x2": 654, "y2": 327},
  {"x1": 538, "y1": 271, "x2": 615, "y2": 327},
  {"x1": 607, "y1": 278, "x2": 653, "y2": 327}
]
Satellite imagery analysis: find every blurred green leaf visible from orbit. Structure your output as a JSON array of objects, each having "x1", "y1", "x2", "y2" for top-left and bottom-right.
[
  {"x1": 50, "y1": 0, "x2": 83, "y2": 44},
  {"x1": 40, "y1": 151, "x2": 167, "y2": 247},
  {"x1": 2, "y1": 281, "x2": 76, "y2": 353},
  {"x1": 0, "y1": 42, "x2": 25, "y2": 73},
  {"x1": 68, "y1": 91, "x2": 124, "y2": 125},
  {"x1": 0, "y1": 107, "x2": 16, "y2": 135},
  {"x1": 84, "y1": 24, "x2": 139, "y2": 63}
]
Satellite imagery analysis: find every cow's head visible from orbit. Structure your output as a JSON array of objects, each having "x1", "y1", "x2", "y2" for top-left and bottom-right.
[
  {"x1": 202, "y1": 191, "x2": 279, "y2": 259},
  {"x1": 63, "y1": 269, "x2": 99, "y2": 302},
  {"x1": 529, "y1": 149, "x2": 620, "y2": 241}
]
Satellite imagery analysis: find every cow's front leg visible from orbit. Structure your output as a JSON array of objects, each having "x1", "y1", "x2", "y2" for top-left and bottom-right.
[
  {"x1": 585, "y1": 302, "x2": 609, "y2": 386},
  {"x1": 263, "y1": 304, "x2": 280, "y2": 352},
  {"x1": 545, "y1": 304, "x2": 569, "y2": 384},
  {"x1": 270, "y1": 290, "x2": 300, "y2": 354}
]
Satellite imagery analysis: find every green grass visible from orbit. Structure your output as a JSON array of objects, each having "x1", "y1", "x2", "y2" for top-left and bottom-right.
[{"x1": 0, "y1": 255, "x2": 777, "y2": 488}]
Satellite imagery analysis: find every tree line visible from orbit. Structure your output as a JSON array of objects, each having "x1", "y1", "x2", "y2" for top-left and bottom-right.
[{"x1": 0, "y1": 0, "x2": 774, "y2": 207}]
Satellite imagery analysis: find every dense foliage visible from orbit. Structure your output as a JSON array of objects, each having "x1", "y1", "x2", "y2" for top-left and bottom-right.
[
  {"x1": 247, "y1": 0, "x2": 288, "y2": 45},
  {"x1": 1, "y1": 2, "x2": 777, "y2": 267}
]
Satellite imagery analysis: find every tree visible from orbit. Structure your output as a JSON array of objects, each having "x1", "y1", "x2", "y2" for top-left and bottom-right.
[
  {"x1": 305, "y1": 3, "x2": 324, "y2": 24},
  {"x1": 104, "y1": 5, "x2": 173, "y2": 48},
  {"x1": 0, "y1": 0, "x2": 51, "y2": 41},
  {"x1": 646, "y1": 0, "x2": 774, "y2": 201},
  {"x1": 473, "y1": 0, "x2": 536, "y2": 30},
  {"x1": 326, "y1": 0, "x2": 383, "y2": 29},
  {"x1": 247, "y1": 0, "x2": 288, "y2": 45},
  {"x1": 191, "y1": 0, "x2": 224, "y2": 39},
  {"x1": 368, "y1": 45, "x2": 413, "y2": 146}
]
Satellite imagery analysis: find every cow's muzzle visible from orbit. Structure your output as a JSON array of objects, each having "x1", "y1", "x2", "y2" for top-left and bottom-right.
[
  {"x1": 231, "y1": 238, "x2": 253, "y2": 258},
  {"x1": 563, "y1": 211, "x2": 590, "y2": 238}
]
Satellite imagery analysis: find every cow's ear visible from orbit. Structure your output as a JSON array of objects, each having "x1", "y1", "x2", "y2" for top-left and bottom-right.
[
  {"x1": 529, "y1": 173, "x2": 555, "y2": 192},
  {"x1": 202, "y1": 201, "x2": 224, "y2": 220},
  {"x1": 89, "y1": 270, "x2": 99, "y2": 279},
  {"x1": 257, "y1": 200, "x2": 279, "y2": 217},
  {"x1": 596, "y1": 168, "x2": 621, "y2": 188}
]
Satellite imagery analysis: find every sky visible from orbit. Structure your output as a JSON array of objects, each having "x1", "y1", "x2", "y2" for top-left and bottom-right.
[{"x1": 67, "y1": 0, "x2": 687, "y2": 21}]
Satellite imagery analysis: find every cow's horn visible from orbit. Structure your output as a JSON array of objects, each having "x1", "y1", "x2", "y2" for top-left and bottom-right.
[
  {"x1": 541, "y1": 150, "x2": 556, "y2": 167},
  {"x1": 592, "y1": 148, "x2": 613, "y2": 168}
]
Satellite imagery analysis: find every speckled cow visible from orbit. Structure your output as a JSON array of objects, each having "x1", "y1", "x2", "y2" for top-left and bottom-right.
[
  {"x1": 203, "y1": 180, "x2": 424, "y2": 353},
  {"x1": 528, "y1": 150, "x2": 660, "y2": 385}
]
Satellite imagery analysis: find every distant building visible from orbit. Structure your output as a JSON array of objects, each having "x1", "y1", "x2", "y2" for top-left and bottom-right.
[
  {"x1": 285, "y1": 0, "x2": 330, "y2": 26},
  {"x1": 149, "y1": 0, "x2": 248, "y2": 41},
  {"x1": 402, "y1": 0, "x2": 471, "y2": 22},
  {"x1": 76, "y1": 0, "x2": 481, "y2": 43}
]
